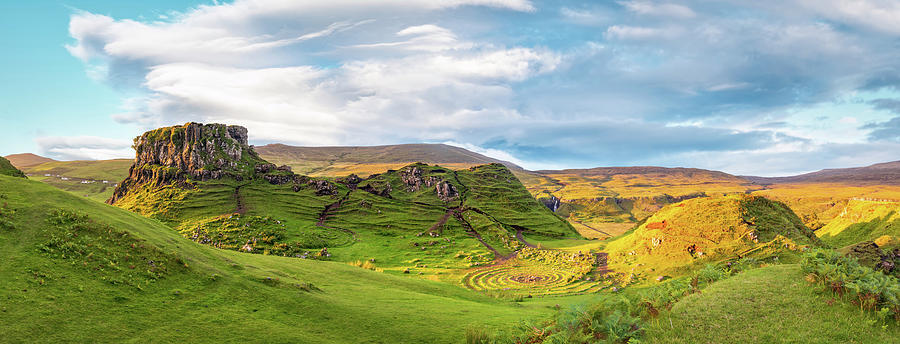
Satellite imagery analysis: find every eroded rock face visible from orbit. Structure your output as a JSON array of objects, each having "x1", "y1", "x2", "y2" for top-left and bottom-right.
[
  {"x1": 435, "y1": 181, "x2": 458, "y2": 202},
  {"x1": 307, "y1": 179, "x2": 338, "y2": 196},
  {"x1": 541, "y1": 195, "x2": 561, "y2": 212},
  {"x1": 108, "y1": 123, "x2": 265, "y2": 204}
]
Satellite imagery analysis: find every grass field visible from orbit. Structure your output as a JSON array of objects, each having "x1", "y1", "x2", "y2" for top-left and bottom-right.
[
  {"x1": 0, "y1": 174, "x2": 570, "y2": 343},
  {"x1": 644, "y1": 264, "x2": 900, "y2": 343}
]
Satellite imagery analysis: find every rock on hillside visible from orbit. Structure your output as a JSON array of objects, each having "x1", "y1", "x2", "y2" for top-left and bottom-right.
[
  {"x1": 0, "y1": 156, "x2": 26, "y2": 178},
  {"x1": 108, "y1": 123, "x2": 285, "y2": 204},
  {"x1": 605, "y1": 195, "x2": 819, "y2": 277}
]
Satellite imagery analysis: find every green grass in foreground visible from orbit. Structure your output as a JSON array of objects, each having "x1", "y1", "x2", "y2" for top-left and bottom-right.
[
  {"x1": 644, "y1": 264, "x2": 900, "y2": 343},
  {"x1": 0, "y1": 175, "x2": 559, "y2": 343}
]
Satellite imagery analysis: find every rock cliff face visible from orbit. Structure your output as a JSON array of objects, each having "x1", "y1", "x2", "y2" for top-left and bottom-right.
[
  {"x1": 107, "y1": 122, "x2": 340, "y2": 205},
  {"x1": 108, "y1": 123, "x2": 269, "y2": 204}
]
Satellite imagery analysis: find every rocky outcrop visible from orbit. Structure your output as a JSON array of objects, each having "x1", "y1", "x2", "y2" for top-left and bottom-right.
[
  {"x1": 435, "y1": 181, "x2": 458, "y2": 202},
  {"x1": 307, "y1": 179, "x2": 338, "y2": 196},
  {"x1": 108, "y1": 122, "x2": 314, "y2": 204},
  {"x1": 399, "y1": 164, "x2": 458, "y2": 202},
  {"x1": 361, "y1": 182, "x2": 392, "y2": 198},
  {"x1": 109, "y1": 123, "x2": 266, "y2": 204},
  {"x1": 540, "y1": 195, "x2": 561, "y2": 212}
]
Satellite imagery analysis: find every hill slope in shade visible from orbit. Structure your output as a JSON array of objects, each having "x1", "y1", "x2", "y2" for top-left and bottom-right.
[
  {"x1": 521, "y1": 166, "x2": 761, "y2": 239},
  {"x1": 0, "y1": 174, "x2": 556, "y2": 343},
  {"x1": 816, "y1": 199, "x2": 900, "y2": 247},
  {"x1": 605, "y1": 195, "x2": 818, "y2": 278},
  {"x1": 751, "y1": 183, "x2": 900, "y2": 231},
  {"x1": 0, "y1": 156, "x2": 25, "y2": 178},
  {"x1": 3, "y1": 153, "x2": 55, "y2": 168},
  {"x1": 746, "y1": 160, "x2": 900, "y2": 185},
  {"x1": 256, "y1": 143, "x2": 522, "y2": 177},
  {"x1": 109, "y1": 123, "x2": 577, "y2": 286}
]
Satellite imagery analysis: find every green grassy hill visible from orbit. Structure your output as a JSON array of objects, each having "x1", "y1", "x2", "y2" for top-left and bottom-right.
[
  {"x1": 643, "y1": 264, "x2": 900, "y2": 343},
  {"x1": 0, "y1": 156, "x2": 25, "y2": 178},
  {"x1": 604, "y1": 195, "x2": 819, "y2": 279},
  {"x1": 0, "y1": 174, "x2": 561, "y2": 343}
]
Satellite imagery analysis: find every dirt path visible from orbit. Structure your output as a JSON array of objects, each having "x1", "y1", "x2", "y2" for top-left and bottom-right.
[
  {"x1": 452, "y1": 209, "x2": 516, "y2": 260},
  {"x1": 315, "y1": 191, "x2": 358, "y2": 240},
  {"x1": 593, "y1": 252, "x2": 612, "y2": 275},
  {"x1": 571, "y1": 219, "x2": 611, "y2": 237},
  {"x1": 515, "y1": 230, "x2": 537, "y2": 248},
  {"x1": 233, "y1": 183, "x2": 249, "y2": 214},
  {"x1": 426, "y1": 208, "x2": 454, "y2": 235}
]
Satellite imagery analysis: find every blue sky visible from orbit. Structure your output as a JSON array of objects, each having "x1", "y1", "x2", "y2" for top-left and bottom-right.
[{"x1": 2, "y1": 0, "x2": 900, "y2": 176}]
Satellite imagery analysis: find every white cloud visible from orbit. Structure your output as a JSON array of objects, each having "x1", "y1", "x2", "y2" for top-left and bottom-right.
[
  {"x1": 35, "y1": 136, "x2": 133, "y2": 160},
  {"x1": 604, "y1": 25, "x2": 680, "y2": 40},
  {"x1": 797, "y1": 0, "x2": 900, "y2": 36},
  {"x1": 66, "y1": 0, "x2": 556, "y2": 149},
  {"x1": 618, "y1": 1, "x2": 696, "y2": 19}
]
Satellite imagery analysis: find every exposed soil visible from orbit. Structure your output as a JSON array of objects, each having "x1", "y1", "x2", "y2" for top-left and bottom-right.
[
  {"x1": 315, "y1": 190, "x2": 358, "y2": 240},
  {"x1": 593, "y1": 252, "x2": 612, "y2": 275},
  {"x1": 233, "y1": 183, "x2": 248, "y2": 214},
  {"x1": 514, "y1": 230, "x2": 536, "y2": 248},
  {"x1": 426, "y1": 208, "x2": 454, "y2": 236}
]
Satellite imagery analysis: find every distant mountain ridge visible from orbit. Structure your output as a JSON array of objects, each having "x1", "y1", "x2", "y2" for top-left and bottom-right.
[
  {"x1": 256, "y1": 143, "x2": 522, "y2": 177},
  {"x1": 4, "y1": 153, "x2": 56, "y2": 168},
  {"x1": 745, "y1": 160, "x2": 900, "y2": 185}
]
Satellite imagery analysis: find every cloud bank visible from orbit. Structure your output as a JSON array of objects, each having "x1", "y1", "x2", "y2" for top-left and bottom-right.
[{"x1": 63, "y1": 0, "x2": 900, "y2": 175}]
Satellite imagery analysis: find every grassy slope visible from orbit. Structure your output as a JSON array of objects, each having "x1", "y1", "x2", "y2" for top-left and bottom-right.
[
  {"x1": 644, "y1": 264, "x2": 900, "y2": 343},
  {"x1": 20, "y1": 159, "x2": 133, "y2": 202},
  {"x1": 604, "y1": 195, "x2": 817, "y2": 278},
  {"x1": 816, "y1": 200, "x2": 900, "y2": 247},
  {"x1": 0, "y1": 175, "x2": 555, "y2": 343},
  {"x1": 0, "y1": 156, "x2": 25, "y2": 178}
]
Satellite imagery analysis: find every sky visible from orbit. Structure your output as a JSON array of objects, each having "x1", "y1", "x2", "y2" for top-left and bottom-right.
[{"x1": 2, "y1": 0, "x2": 900, "y2": 176}]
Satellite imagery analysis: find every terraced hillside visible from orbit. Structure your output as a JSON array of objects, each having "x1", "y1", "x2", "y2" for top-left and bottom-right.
[
  {"x1": 108, "y1": 123, "x2": 579, "y2": 286},
  {"x1": 605, "y1": 195, "x2": 819, "y2": 278},
  {"x1": 0, "y1": 174, "x2": 561, "y2": 343}
]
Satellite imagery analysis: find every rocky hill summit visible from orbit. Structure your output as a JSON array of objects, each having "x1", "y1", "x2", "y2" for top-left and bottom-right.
[{"x1": 108, "y1": 122, "x2": 295, "y2": 204}]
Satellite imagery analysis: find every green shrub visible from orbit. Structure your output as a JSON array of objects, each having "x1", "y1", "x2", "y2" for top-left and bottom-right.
[
  {"x1": 802, "y1": 248, "x2": 900, "y2": 324},
  {"x1": 465, "y1": 326, "x2": 492, "y2": 344},
  {"x1": 697, "y1": 264, "x2": 726, "y2": 283}
]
